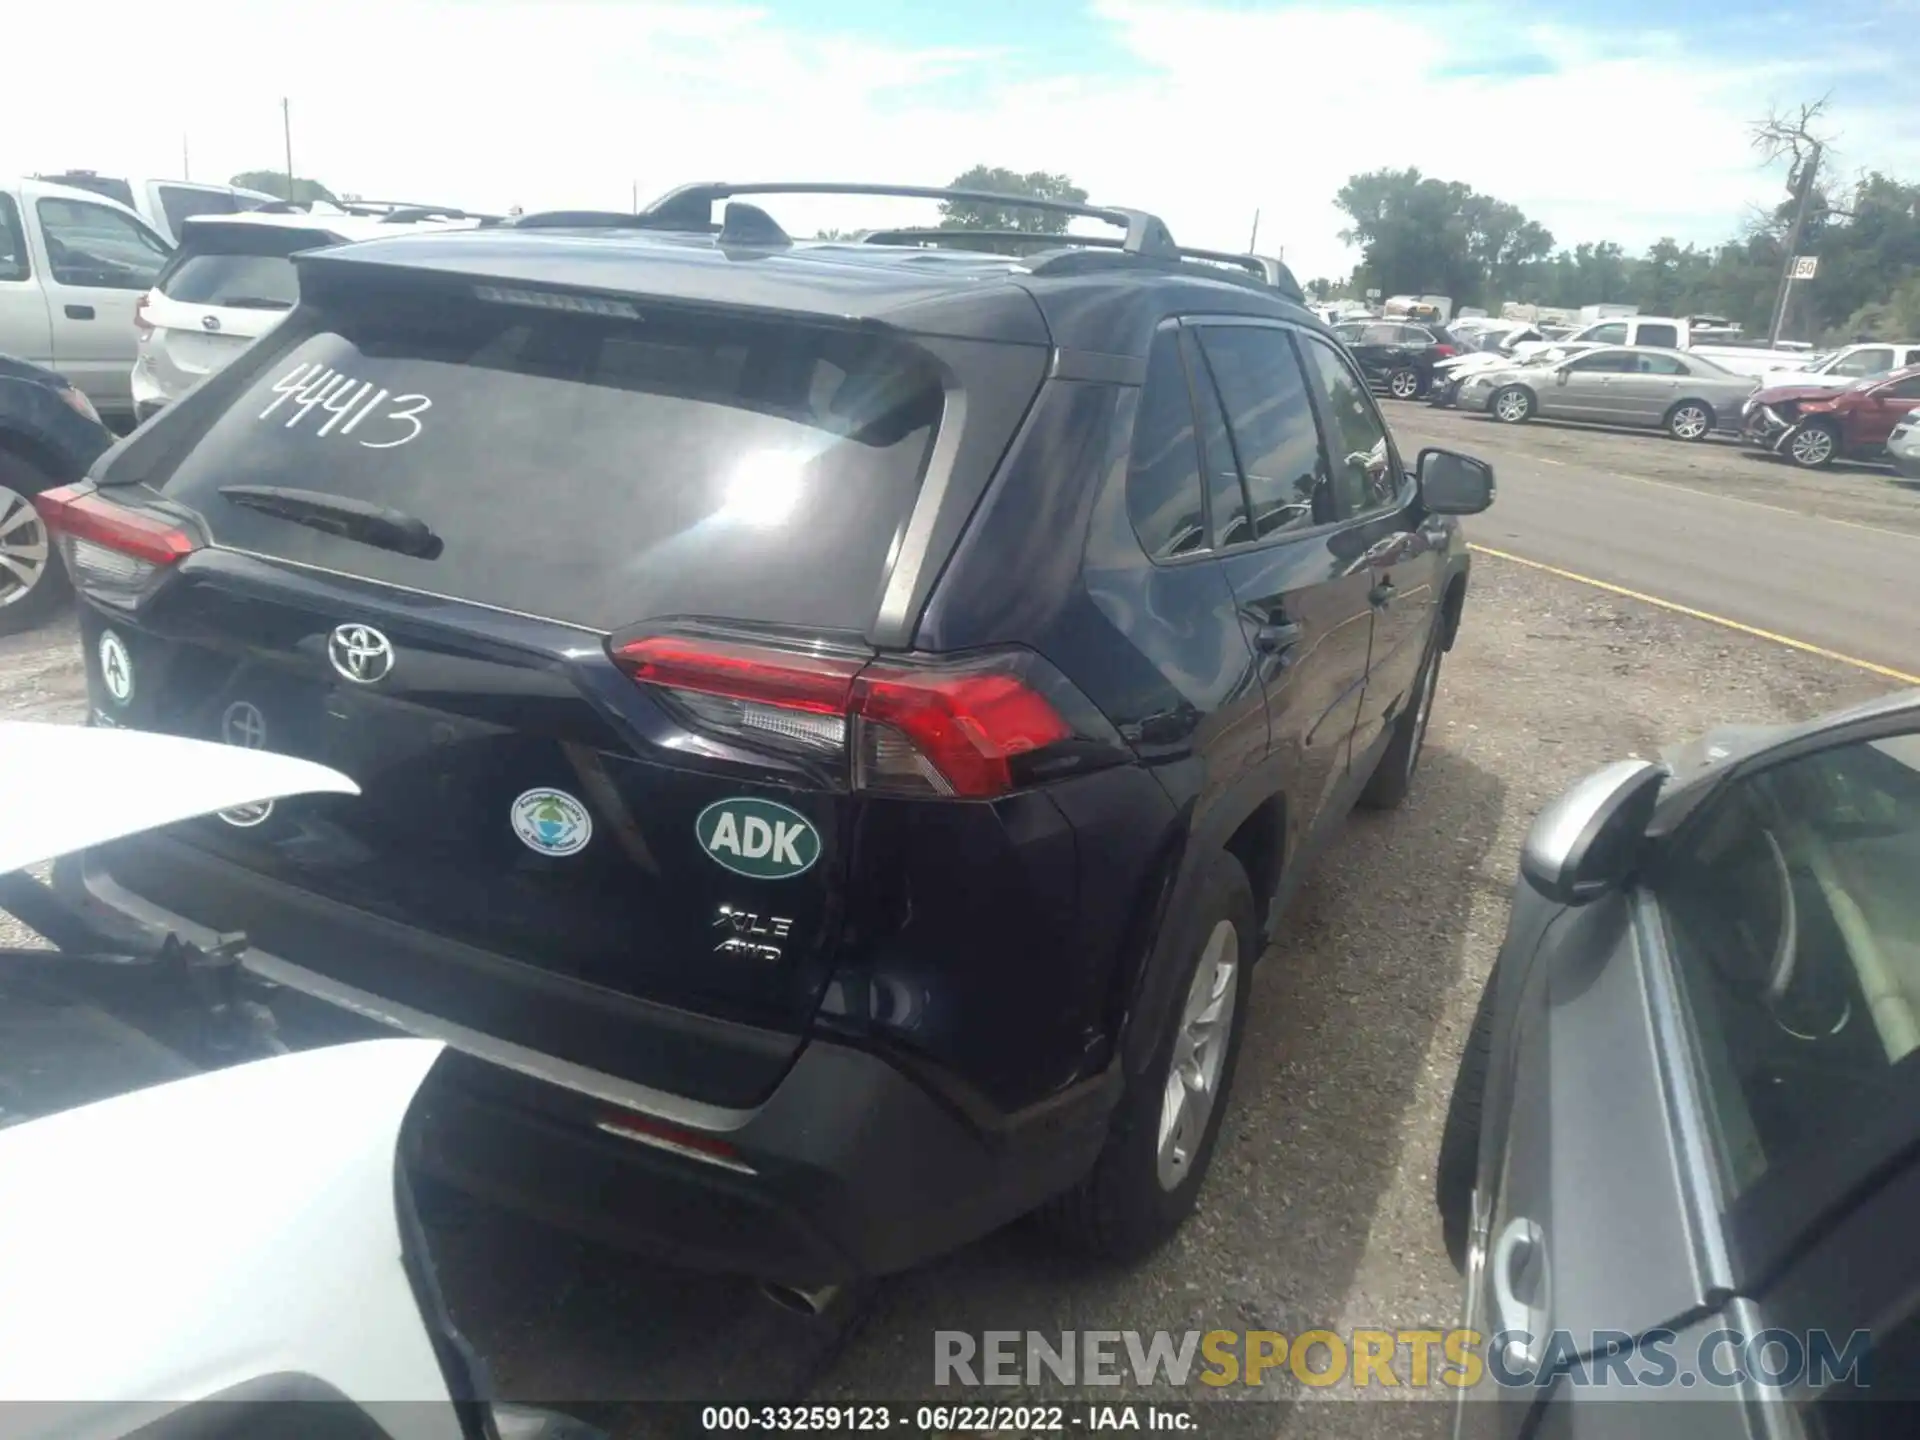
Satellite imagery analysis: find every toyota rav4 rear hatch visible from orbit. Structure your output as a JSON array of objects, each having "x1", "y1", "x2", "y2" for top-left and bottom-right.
[{"x1": 52, "y1": 254, "x2": 1061, "y2": 1104}]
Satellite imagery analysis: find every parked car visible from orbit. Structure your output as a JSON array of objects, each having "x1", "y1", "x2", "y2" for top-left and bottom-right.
[
  {"x1": 1331, "y1": 317, "x2": 1462, "y2": 399},
  {"x1": 1510, "y1": 315, "x2": 1808, "y2": 379},
  {"x1": 1742, "y1": 364, "x2": 1920, "y2": 469},
  {"x1": 31, "y1": 172, "x2": 279, "y2": 246},
  {"x1": 1459, "y1": 345, "x2": 1757, "y2": 440},
  {"x1": 0, "y1": 352, "x2": 115, "y2": 633},
  {"x1": 0, "y1": 720, "x2": 600, "y2": 1440},
  {"x1": 1756, "y1": 340, "x2": 1920, "y2": 395},
  {"x1": 133, "y1": 207, "x2": 491, "y2": 422},
  {"x1": 2, "y1": 178, "x2": 173, "y2": 426},
  {"x1": 36, "y1": 179, "x2": 1494, "y2": 1285},
  {"x1": 1425, "y1": 326, "x2": 1569, "y2": 409},
  {"x1": 1436, "y1": 690, "x2": 1920, "y2": 1425},
  {"x1": 1891, "y1": 407, "x2": 1920, "y2": 480}
]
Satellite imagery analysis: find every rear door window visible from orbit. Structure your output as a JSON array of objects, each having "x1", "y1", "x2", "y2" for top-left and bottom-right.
[
  {"x1": 1298, "y1": 335, "x2": 1402, "y2": 518},
  {"x1": 143, "y1": 291, "x2": 945, "y2": 632},
  {"x1": 1636, "y1": 322, "x2": 1680, "y2": 347},
  {"x1": 1584, "y1": 322, "x2": 1629, "y2": 345},
  {"x1": 0, "y1": 194, "x2": 26, "y2": 281},
  {"x1": 1193, "y1": 326, "x2": 1332, "y2": 542},
  {"x1": 1125, "y1": 330, "x2": 1208, "y2": 561}
]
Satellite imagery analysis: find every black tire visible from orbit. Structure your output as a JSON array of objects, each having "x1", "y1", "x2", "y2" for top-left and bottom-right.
[
  {"x1": 1387, "y1": 368, "x2": 1421, "y2": 401},
  {"x1": 1786, "y1": 419, "x2": 1839, "y2": 469},
  {"x1": 1437, "y1": 967, "x2": 1497, "y2": 1273},
  {"x1": 1358, "y1": 637, "x2": 1441, "y2": 810},
  {"x1": 0, "y1": 449, "x2": 73, "y2": 637},
  {"x1": 1489, "y1": 385, "x2": 1534, "y2": 424},
  {"x1": 1664, "y1": 400, "x2": 1714, "y2": 442},
  {"x1": 1042, "y1": 851, "x2": 1257, "y2": 1262}
]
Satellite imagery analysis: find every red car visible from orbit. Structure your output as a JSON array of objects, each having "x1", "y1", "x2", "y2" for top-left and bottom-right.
[{"x1": 1742, "y1": 362, "x2": 1920, "y2": 468}]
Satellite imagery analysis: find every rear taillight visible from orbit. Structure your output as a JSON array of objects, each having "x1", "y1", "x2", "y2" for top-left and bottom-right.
[
  {"x1": 611, "y1": 634, "x2": 1095, "y2": 799},
  {"x1": 35, "y1": 484, "x2": 198, "y2": 607},
  {"x1": 1432, "y1": 343, "x2": 1457, "y2": 358}
]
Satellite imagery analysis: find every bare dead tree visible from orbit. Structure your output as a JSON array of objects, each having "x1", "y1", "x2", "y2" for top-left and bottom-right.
[{"x1": 1752, "y1": 97, "x2": 1838, "y2": 344}]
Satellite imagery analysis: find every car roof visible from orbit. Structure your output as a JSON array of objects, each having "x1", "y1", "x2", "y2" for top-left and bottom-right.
[
  {"x1": 179, "y1": 210, "x2": 482, "y2": 245},
  {"x1": 6, "y1": 176, "x2": 153, "y2": 218},
  {"x1": 297, "y1": 224, "x2": 1321, "y2": 357}
]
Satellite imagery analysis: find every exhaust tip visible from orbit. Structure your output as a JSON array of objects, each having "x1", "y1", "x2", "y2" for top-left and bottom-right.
[{"x1": 760, "y1": 1280, "x2": 842, "y2": 1319}]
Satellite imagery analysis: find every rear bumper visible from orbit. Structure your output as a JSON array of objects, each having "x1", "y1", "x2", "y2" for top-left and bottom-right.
[{"x1": 52, "y1": 842, "x2": 1118, "y2": 1284}]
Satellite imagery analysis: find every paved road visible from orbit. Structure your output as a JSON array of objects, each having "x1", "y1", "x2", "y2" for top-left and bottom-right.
[{"x1": 1393, "y1": 405, "x2": 1920, "y2": 682}]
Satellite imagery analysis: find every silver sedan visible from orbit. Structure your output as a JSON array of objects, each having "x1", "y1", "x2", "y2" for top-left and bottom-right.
[{"x1": 1457, "y1": 345, "x2": 1759, "y2": 441}]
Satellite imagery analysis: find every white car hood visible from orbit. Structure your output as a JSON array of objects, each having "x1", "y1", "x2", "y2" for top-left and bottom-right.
[
  {"x1": 0, "y1": 721, "x2": 358, "y2": 874},
  {"x1": 0, "y1": 1040, "x2": 459, "y2": 1432}
]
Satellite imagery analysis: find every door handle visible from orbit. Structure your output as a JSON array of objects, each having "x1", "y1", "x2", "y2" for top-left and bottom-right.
[
  {"x1": 64, "y1": 304, "x2": 95, "y2": 320},
  {"x1": 1252, "y1": 620, "x2": 1303, "y2": 655},
  {"x1": 1491, "y1": 1216, "x2": 1550, "y2": 1372},
  {"x1": 1368, "y1": 579, "x2": 1397, "y2": 610}
]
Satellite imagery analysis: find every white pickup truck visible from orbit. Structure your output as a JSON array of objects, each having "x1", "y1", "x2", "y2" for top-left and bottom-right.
[
  {"x1": 0, "y1": 177, "x2": 173, "y2": 427},
  {"x1": 1511, "y1": 315, "x2": 1811, "y2": 378},
  {"x1": 1755, "y1": 340, "x2": 1920, "y2": 393}
]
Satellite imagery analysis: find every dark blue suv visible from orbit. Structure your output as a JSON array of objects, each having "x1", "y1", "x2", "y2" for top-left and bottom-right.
[{"x1": 37, "y1": 182, "x2": 1494, "y2": 1285}]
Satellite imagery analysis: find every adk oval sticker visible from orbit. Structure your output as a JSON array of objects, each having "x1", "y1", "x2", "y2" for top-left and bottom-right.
[
  {"x1": 510, "y1": 788, "x2": 593, "y2": 857},
  {"x1": 696, "y1": 797, "x2": 820, "y2": 880}
]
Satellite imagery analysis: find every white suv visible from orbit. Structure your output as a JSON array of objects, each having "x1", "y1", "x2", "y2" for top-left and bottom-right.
[
  {"x1": 131, "y1": 205, "x2": 490, "y2": 420},
  {"x1": 32, "y1": 172, "x2": 279, "y2": 245}
]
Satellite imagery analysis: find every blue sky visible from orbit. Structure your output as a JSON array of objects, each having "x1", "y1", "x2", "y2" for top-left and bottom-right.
[{"x1": 3, "y1": 0, "x2": 1914, "y2": 280}]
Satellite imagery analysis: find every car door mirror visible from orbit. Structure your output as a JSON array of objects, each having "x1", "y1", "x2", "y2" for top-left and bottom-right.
[
  {"x1": 1520, "y1": 760, "x2": 1665, "y2": 904},
  {"x1": 1417, "y1": 448, "x2": 1495, "y2": 515}
]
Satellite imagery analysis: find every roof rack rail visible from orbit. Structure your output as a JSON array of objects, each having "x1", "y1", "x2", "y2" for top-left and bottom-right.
[
  {"x1": 510, "y1": 209, "x2": 643, "y2": 229},
  {"x1": 857, "y1": 226, "x2": 1304, "y2": 302},
  {"x1": 638, "y1": 182, "x2": 1180, "y2": 259}
]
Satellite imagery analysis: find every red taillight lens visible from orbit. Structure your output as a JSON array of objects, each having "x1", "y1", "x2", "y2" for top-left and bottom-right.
[
  {"x1": 35, "y1": 485, "x2": 197, "y2": 565},
  {"x1": 35, "y1": 484, "x2": 198, "y2": 607},
  {"x1": 1432, "y1": 343, "x2": 1457, "y2": 358},
  {"x1": 852, "y1": 665, "x2": 1072, "y2": 798},
  {"x1": 611, "y1": 634, "x2": 1079, "y2": 799}
]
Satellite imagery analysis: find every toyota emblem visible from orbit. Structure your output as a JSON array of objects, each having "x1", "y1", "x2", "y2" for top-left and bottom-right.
[
  {"x1": 328, "y1": 624, "x2": 395, "y2": 684},
  {"x1": 221, "y1": 699, "x2": 268, "y2": 749},
  {"x1": 201, "y1": 313, "x2": 222, "y2": 332}
]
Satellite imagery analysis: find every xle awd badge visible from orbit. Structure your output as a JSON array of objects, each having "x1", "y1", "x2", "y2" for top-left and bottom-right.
[{"x1": 696, "y1": 798, "x2": 820, "y2": 880}]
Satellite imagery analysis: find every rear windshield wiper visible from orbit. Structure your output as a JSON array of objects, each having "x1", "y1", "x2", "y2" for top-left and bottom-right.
[
  {"x1": 215, "y1": 296, "x2": 295, "y2": 310},
  {"x1": 218, "y1": 485, "x2": 442, "y2": 559}
]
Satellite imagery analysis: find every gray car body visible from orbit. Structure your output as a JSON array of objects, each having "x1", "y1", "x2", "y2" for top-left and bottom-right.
[
  {"x1": 1454, "y1": 686, "x2": 1920, "y2": 1434},
  {"x1": 1461, "y1": 345, "x2": 1759, "y2": 433}
]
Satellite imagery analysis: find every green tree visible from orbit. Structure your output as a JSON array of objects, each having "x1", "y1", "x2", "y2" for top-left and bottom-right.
[
  {"x1": 939, "y1": 166, "x2": 1088, "y2": 234},
  {"x1": 230, "y1": 170, "x2": 338, "y2": 204},
  {"x1": 1335, "y1": 168, "x2": 1553, "y2": 307}
]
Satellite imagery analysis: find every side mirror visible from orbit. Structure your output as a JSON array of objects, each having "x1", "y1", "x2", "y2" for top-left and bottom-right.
[
  {"x1": 1417, "y1": 448, "x2": 1495, "y2": 515},
  {"x1": 1520, "y1": 760, "x2": 1666, "y2": 905}
]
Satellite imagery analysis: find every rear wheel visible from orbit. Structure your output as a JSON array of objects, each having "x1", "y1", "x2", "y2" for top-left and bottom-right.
[
  {"x1": 1388, "y1": 368, "x2": 1421, "y2": 400},
  {"x1": 1490, "y1": 385, "x2": 1534, "y2": 424},
  {"x1": 1787, "y1": 420, "x2": 1839, "y2": 469},
  {"x1": 1665, "y1": 400, "x2": 1714, "y2": 442},
  {"x1": 1042, "y1": 852, "x2": 1255, "y2": 1261},
  {"x1": 0, "y1": 451, "x2": 72, "y2": 637}
]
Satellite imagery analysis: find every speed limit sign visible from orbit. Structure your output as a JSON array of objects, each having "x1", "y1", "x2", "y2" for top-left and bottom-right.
[{"x1": 1791, "y1": 255, "x2": 1819, "y2": 280}]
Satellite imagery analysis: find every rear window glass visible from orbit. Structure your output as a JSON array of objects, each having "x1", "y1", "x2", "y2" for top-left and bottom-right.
[
  {"x1": 161, "y1": 253, "x2": 301, "y2": 309},
  {"x1": 148, "y1": 292, "x2": 944, "y2": 632},
  {"x1": 159, "y1": 186, "x2": 241, "y2": 236}
]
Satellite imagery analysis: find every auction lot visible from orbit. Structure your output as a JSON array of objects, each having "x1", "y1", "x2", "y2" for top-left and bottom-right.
[{"x1": 2, "y1": 402, "x2": 1914, "y2": 1435}]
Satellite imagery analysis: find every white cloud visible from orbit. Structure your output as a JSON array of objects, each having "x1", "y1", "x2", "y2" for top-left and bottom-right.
[{"x1": 1, "y1": 0, "x2": 1909, "y2": 279}]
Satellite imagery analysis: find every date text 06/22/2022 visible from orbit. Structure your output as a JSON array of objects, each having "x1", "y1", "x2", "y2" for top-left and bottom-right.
[{"x1": 700, "y1": 1405, "x2": 1195, "y2": 1432}]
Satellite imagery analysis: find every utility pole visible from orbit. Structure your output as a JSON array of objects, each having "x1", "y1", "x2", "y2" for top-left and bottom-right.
[
  {"x1": 1248, "y1": 209, "x2": 1261, "y2": 253},
  {"x1": 282, "y1": 97, "x2": 295, "y2": 202},
  {"x1": 632, "y1": 180, "x2": 639, "y2": 212},
  {"x1": 1767, "y1": 140, "x2": 1821, "y2": 346},
  {"x1": 181, "y1": 135, "x2": 190, "y2": 180}
]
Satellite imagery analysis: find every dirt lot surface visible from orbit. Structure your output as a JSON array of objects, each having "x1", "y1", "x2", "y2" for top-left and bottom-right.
[{"x1": 0, "y1": 407, "x2": 1905, "y2": 1435}]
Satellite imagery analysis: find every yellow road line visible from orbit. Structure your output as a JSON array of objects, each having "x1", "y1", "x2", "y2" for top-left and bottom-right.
[{"x1": 1468, "y1": 543, "x2": 1920, "y2": 687}]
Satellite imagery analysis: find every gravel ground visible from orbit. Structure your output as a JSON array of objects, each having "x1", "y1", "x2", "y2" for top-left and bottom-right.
[{"x1": 0, "y1": 444, "x2": 1898, "y2": 1436}]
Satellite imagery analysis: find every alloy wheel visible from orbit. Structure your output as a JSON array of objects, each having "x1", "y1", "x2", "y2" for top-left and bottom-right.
[
  {"x1": 1494, "y1": 389, "x2": 1530, "y2": 423},
  {"x1": 0, "y1": 485, "x2": 50, "y2": 610},
  {"x1": 1156, "y1": 920, "x2": 1239, "y2": 1192},
  {"x1": 1789, "y1": 426, "x2": 1835, "y2": 467},
  {"x1": 1670, "y1": 406, "x2": 1710, "y2": 441},
  {"x1": 1389, "y1": 370, "x2": 1420, "y2": 399}
]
